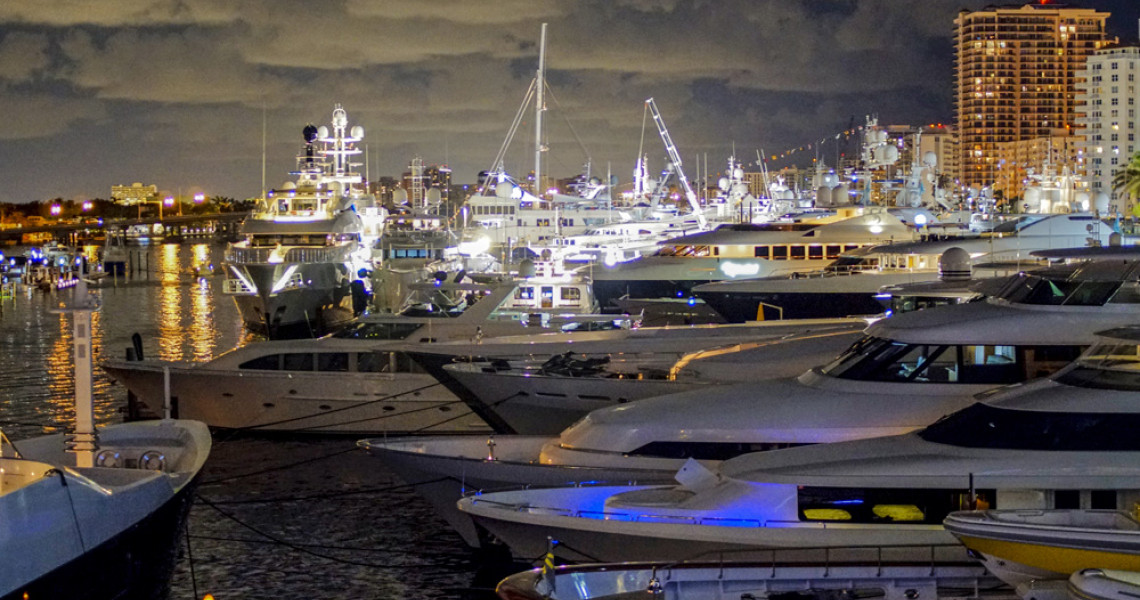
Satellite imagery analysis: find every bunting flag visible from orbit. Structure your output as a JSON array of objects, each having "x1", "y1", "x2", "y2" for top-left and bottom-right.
[{"x1": 759, "y1": 126, "x2": 865, "y2": 163}]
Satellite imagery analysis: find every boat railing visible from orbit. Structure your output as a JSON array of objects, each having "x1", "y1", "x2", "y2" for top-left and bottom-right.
[{"x1": 226, "y1": 245, "x2": 354, "y2": 265}]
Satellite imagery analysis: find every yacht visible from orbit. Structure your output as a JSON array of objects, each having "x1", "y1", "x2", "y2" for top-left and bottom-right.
[
  {"x1": 945, "y1": 509, "x2": 1140, "y2": 588},
  {"x1": 495, "y1": 555, "x2": 1014, "y2": 600},
  {"x1": 0, "y1": 420, "x2": 212, "y2": 599},
  {"x1": 223, "y1": 105, "x2": 385, "y2": 336},
  {"x1": 365, "y1": 259, "x2": 1140, "y2": 547},
  {"x1": 589, "y1": 206, "x2": 935, "y2": 309},
  {"x1": 1069, "y1": 569, "x2": 1140, "y2": 600},
  {"x1": 457, "y1": 323, "x2": 1140, "y2": 564},
  {"x1": 101, "y1": 282, "x2": 616, "y2": 435},
  {"x1": 693, "y1": 213, "x2": 1112, "y2": 322},
  {"x1": 435, "y1": 319, "x2": 862, "y2": 435}
]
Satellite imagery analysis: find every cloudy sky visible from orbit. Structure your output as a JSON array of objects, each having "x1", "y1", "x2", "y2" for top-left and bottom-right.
[{"x1": 1, "y1": 0, "x2": 1138, "y2": 203}]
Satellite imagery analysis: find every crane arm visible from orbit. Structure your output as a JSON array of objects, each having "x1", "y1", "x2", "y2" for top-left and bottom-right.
[{"x1": 645, "y1": 98, "x2": 705, "y2": 228}]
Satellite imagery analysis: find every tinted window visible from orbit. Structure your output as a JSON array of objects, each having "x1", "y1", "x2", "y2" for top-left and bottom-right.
[
  {"x1": 239, "y1": 354, "x2": 280, "y2": 370},
  {"x1": 919, "y1": 403, "x2": 1140, "y2": 450},
  {"x1": 282, "y1": 353, "x2": 313, "y2": 371},
  {"x1": 799, "y1": 486, "x2": 994, "y2": 524},
  {"x1": 317, "y1": 352, "x2": 349, "y2": 372}
]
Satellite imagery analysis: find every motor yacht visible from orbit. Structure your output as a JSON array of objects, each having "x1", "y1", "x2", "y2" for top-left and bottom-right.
[
  {"x1": 589, "y1": 206, "x2": 935, "y2": 309},
  {"x1": 1068, "y1": 569, "x2": 1140, "y2": 600},
  {"x1": 457, "y1": 323, "x2": 1140, "y2": 564},
  {"x1": 102, "y1": 281, "x2": 617, "y2": 435},
  {"x1": 223, "y1": 105, "x2": 385, "y2": 336},
  {"x1": 366, "y1": 258, "x2": 1140, "y2": 547},
  {"x1": 693, "y1": 213, "x2": 1112, "y2": 322}
]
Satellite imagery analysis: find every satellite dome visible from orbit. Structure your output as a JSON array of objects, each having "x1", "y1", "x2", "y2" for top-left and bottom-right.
[
  {"x1": 938, "y1": 247, "x2": 971, "y2": 282},
  {"x1": 495, "y1": 183, "x2": 515, "y2": 199},
  {"x1": 923, "y1": 151, "x2": 937, "y2": 168},
  {"x1": 280, "y1": 181, "x2": 297, "y2": 190},
  {"x1": 1094, "y1": 192, "x2": 1110, "y2": 213},
  {"x1": 303, "y1": 124, "x2": 319, "y2": 143},
  {"x1": 392, "y1": 188, "x2": 408, "y2": 204},
  {"x1": 332, "y1": 108, "x2": 347, "y2": 127},
  {"x1": 733, "y1": 167, "x2": 744, "y2": 179},
  {"x1": 717, "y1": 177, "x2": 730, "y2": 191},
  {"x1": 317, "y1": 125, "x2": 329, "y2": 139},
  {"x1": 351, "y1": 125, "x2": 364, "y2": 139}
]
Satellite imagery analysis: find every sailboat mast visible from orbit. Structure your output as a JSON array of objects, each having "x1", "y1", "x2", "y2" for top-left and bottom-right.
[{"x1": 534, "y1": 23, "x2": 547, "y2": 197}]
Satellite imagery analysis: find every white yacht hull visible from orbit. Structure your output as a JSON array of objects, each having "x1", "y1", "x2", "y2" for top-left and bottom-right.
[
  {"x1": 102, "y1": 361, "x2": 490, "y2": 435},
  {"x1": 358, "y1": 435, "x2": 672, "y2": 547},
  {"x1": 1, "y1": 420, "x2": 211, "y2": 600},
  {"x1": 443, "y1": 366, "x2": 710, "y2": 435},
  {"x1": 459, "y1": 486, "x2": 961, "y2": 563}
]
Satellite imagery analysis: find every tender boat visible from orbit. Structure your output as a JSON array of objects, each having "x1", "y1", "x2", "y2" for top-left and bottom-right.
[
  {"x1": 945, "y1": 509, "x2": 1140, "y2": 587},
  {"x1": 495, "y1": 553, "x2": 1015, "y2": 600}
]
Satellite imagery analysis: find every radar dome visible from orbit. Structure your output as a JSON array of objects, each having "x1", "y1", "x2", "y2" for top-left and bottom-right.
[
  {"x1": 332, "y1": 108, "x2": 347, "y2": 127},
  {"x1": 426, "y1": 188, "x2": 442, "y2": 204},
  {"x1": 832, "y1": 183, "x2": 850, "y2": 205},
  {"x1": 733, "y1": 167, "x2": 744, "y2": 179},
  {"x1": 495, "y1": 183, "x2": 515, "y2": 199},
  {"x1": 816, "y1": 186, "x2": 833, "y2": 207},
  {"x1": 822, "y1": 173, "x2": 839, "y2": 188},
  {"x1": 351, "y1": 125, "x2": 364, "y2": 139},
  {"x1": 923, "y1": 152, "x2": 937, "y2": 168},
  {"x1": 938, "y1": 247, "x2": 972, "y2": 282},
  {"x1": 317, "y1": 125, "x2": 329, "y2": 139},
  {"x1": 717, "y1": 177, "x2": 730, "y2": 191},
  {"x1": 303, "y1": 124, "x2": 319, "y2": 143},
  {"x1": 517, "y1": 259, "x2": 536, "y2": 278},
  {"x1": 392, "y1": 188, "x2": 408, "y2": 204},
  {"x1": 280, "y1": 181, "x2": 297, "y2": 191}
]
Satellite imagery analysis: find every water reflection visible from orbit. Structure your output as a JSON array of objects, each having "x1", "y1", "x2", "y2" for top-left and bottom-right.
[{"x1": 0, "y1": 242, "x2": 245, "y2": 439}]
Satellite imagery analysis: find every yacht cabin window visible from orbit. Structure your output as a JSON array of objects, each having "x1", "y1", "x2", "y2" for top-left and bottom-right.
[
  {"x1": 799, "y1": 486, "x2": 993, "y2": 524},
  {"x1": 918, "y1": 403, "x2": 1140, "y2": 451},
  {"x1": 820, "y1": 336, "x2": 1082, "y2": 383}
]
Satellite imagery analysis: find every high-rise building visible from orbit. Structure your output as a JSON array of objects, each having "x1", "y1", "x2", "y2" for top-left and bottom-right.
[
  {"x1": 955, "y1": 4, "x2": 1112, "y2": 189},
  {"x1": 1076, "y1": 43, "x2": 1140, "y2": 212}
]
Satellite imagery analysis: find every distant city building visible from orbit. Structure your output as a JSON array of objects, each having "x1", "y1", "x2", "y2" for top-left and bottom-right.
[
  {"x1": 955, "y1": 4, "x2": 1112, "y2": 188},
  {"x1": 1076, "y1": 43, "x2": 1140, "y2": 211},
  {"x1": 110, "y1": 182, "x2": 158, "y2": 206},
  {"x1": 994, "y1": 129, "x2": 1084, "y2": 201},
  {"x1": 399, "y1": 158, "x2": 452, "y2": 207}
]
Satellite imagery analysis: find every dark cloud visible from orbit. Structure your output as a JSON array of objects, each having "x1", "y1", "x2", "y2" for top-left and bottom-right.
[{"x1": 0, "y1": 0, "x2": 1137, "y2": 202}]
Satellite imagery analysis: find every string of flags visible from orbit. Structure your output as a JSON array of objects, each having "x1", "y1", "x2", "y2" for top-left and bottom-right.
[{"x1": 759, "y1": 125, "x2": 866, "y2": 165}]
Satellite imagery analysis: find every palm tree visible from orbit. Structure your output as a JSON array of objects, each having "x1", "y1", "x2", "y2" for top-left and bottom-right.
[{"x1": 1113, "y1": 152, "x2": 1140, "y2": 215}]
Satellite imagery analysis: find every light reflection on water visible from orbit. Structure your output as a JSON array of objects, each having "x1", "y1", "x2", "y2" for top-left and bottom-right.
[{"x1": 0, "y1": 242, "x2": 248, "y2": 439}]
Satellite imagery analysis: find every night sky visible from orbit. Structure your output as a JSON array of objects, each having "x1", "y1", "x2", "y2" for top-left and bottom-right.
[{"x1": 1, "y1": 0, "x2": 1138, "y2": 203}]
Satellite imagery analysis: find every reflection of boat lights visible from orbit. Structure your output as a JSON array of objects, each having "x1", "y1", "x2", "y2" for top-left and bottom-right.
[{"x1": 720, "y1": 261, "x2": 761, "y2": 278}]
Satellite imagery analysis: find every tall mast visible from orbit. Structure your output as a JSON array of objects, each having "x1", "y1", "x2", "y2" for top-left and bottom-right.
[{"x1": 534, "y1": 23, "x2": 547, "y2": 197}]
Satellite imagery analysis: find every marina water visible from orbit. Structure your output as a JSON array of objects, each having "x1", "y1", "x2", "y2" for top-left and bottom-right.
[{"x1": 0, "y1": 242, "x2": 517, "y2": 599}]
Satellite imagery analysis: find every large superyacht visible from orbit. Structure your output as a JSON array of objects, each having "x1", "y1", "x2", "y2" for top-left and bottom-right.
[{"x1": 223, "y1": 105, "x2": 384, "y2": 336}]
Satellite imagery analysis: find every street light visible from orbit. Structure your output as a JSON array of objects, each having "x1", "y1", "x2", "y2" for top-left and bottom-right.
[
  {"x1": 82, "y1": 201, "x2": 93, "y2": 211},
  {"x1": 194, "y1": 193, "x2": 205, "y2": 204},
  {"x1": 50, "y1": 204, "x2": 61, "y2": 216},
  {"x1": 164, "y1": 196, "x2": 174, "y2": 207}
]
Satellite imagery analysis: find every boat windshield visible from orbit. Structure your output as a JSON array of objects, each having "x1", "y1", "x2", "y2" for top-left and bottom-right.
[
  {"x1": 918, "y1": 402, "x2": 1140, "y2": 450},
  {"x1": 820, "y1": 336, "x2": 1081, "y2": 384},
  {"x1": 332, "y1": 321, "x2": 423, "y2": 340},
  {"x1": 986, "y1": 274, "x2": 1140, "y2": 306}
]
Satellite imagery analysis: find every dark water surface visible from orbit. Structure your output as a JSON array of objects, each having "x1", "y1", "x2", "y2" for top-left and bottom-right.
[{"x1": 0, "y1": 242, "x2": 523, "y2": 599}]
